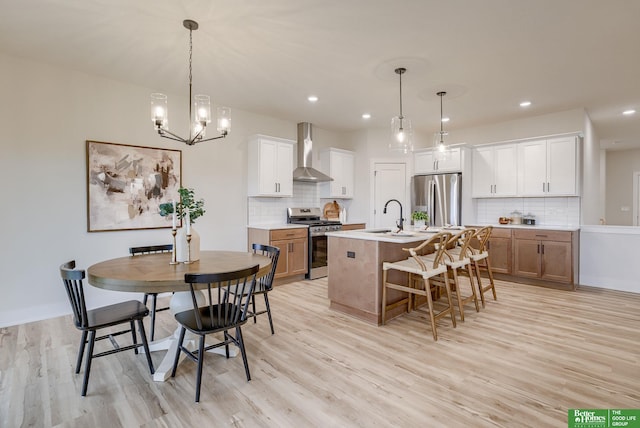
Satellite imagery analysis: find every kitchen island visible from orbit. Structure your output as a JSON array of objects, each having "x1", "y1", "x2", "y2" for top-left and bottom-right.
[{"x1": 326, "y1": 228, "x2": 436, "y2": 325}]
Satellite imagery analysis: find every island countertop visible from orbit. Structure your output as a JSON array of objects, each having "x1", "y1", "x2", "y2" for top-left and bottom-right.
[{"x1": 326, "y1": 228, "x2": 439, "y2": 244}]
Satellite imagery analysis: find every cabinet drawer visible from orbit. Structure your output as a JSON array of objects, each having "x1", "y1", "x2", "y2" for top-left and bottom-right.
[
  {"x1": 489, "y1": 228, "x2": 512, "y2": 239},
  {"x1": 270, "y1": 228, "x2": 307, "y2": 241},
  {"x1": 513, "y1": 229, "x2": 572, "y2": 242}
]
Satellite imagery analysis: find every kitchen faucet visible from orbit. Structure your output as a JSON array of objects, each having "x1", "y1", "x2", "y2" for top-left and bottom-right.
[{"x1": 383, "y1": 199, "x2": 404, "y2": 231}]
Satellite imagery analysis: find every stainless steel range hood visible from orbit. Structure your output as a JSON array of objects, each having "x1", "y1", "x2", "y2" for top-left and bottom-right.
[{"x1": 293, "y1": 122, "x2": 333, "y2": 182}]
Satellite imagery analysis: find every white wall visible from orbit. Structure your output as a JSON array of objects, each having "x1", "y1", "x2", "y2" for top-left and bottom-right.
[
  {"x1": 605, "y1": 148, "x2": 640, "y2": 225},
  {"x1": 581, "y1": 112, "x2": 602, "y2": 225},
  {"x1": 451, "y1": 108, "x2": 584, "y2": 145}
]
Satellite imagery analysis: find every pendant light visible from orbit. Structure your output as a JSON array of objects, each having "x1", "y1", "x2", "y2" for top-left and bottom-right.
[
  {"x1": 434, "y1": 91, "x2": 448, "y2": 156},
  {"x1": 389, "y1": 67, "x2": 413, "y2": 154},
  {"x1": 151, "y1": 20, "x2": 230, "y2": 146}
]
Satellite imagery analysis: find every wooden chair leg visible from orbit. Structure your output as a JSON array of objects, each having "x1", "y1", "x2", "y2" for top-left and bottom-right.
[
  {"x1": 195, "y1": 335, "x2": 205, "y2": 403},
  {"x1": 236, "y1": 326, "x2": 251, "y2": 381},
  {"x1": 264, "y1": 293, "x2": 275, "y2": 335},
  {"x1": 130, "y1": 320, "x2": 138, "y2": 354},
  {"x1": 81, "y1": 330, "x2": 97, "y2": 397},
  {"x1": 171, "y1": 327, "x2": 187, "y2": 378},
  {"x1": 441, "y1": 274, "x2": 457, "y2": 329},
  {"x1": 473, "y1": 260, "x2": 486, "y2": 308},
  {"x1": 252, "y1": 295, "x2": 257, "y2": 324},
  {"x1": 484, "y1": 258, "x2": 498, "y2": 300},
  {"x1": 466, "y1": 264, "x2": 480, "y2": 313},
  {"x1": 137, "y1": 320, "x2": 154, "y2": 374},
  {"x1": 450, "y1": 268, "x2": 465, "y2": 322},
  {"x1": 149, "y1": 294, "x2": 157, "y2": 341},
  {"x1": 75, "y1": 331, "x2": 87, "y2": 374},
  {"x1": 381, "y1": 269, "x2": 389, "y2": 324},
  {"x1": 422, "y1": 277, "x2": 438, "y2": 341}
]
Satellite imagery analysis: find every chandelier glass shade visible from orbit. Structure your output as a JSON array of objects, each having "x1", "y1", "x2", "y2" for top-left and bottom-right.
[
  {"x1": 389, "y1": 67, "x2": 413, "y2": 154},
  {"x1": 151, "y1": 19, "x2": 230, "y2": 146}
]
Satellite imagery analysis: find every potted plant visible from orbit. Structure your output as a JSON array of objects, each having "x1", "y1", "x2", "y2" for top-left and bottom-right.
[
  {"x1": 411, "y1": 211, "x2": 429, "y2": 228},
  {"x1": 159, "y1": 187, "x2": 205, "y2": 224},
  {"x1": 159, "y1": 187, "x2": 205, "y2": 262}
]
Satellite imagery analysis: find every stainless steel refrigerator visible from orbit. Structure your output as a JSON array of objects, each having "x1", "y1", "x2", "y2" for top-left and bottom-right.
[{"x1": 411, "y1": 173, "x2": 462, "y2": 227}]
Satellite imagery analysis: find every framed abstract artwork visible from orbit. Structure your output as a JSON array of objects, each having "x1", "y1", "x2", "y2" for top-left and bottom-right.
[{"x1": 86, "y1": 140, "x2": 182, "y2": 232}]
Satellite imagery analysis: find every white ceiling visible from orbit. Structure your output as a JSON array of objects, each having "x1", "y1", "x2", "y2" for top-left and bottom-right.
[{"x1": 2, "y1": 0, "x2": 639, "y2": 150}]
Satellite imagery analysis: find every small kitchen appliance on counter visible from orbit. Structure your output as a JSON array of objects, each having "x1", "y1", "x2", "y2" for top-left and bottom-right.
[
  {"x1": 287, "y1": 207, "x2": 342, "y2": 279},
  {"x1": 523, "y1": 213, "x2": 536, "y2": 225},
  {"x1": 510, "y1": 210, "x2": 523, "y2": 225}
]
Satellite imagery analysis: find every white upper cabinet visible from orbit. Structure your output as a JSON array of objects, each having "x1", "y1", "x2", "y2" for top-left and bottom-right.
[
  {"x1": 471, "y1": 144, "x2": 517, "y2": 197},
  {"x1": 320, "y1": 148, "x2": 355, "y2": 199},
  {"x1": 518, "y1": 136, "x2": 577, "y2": 196},
  {"x1": 414, "y1": 147, "x2": 461, "y2": 174},
  {"x1": 248, "y1": 135, "x2": 294, "y2": 197}
]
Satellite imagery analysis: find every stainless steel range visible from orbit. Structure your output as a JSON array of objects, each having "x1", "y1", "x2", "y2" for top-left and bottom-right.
[{"x1": 287, "y1": 207, "x2": 342, "y2": 279}]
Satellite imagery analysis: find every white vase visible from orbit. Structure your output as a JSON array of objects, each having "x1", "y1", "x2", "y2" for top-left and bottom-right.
[
  {"x1": 414, "y1": 220, "x2": 426, "y2": 229},
  {"x1": 176, "y1": 227, "x2": 200, "y2": 262}
]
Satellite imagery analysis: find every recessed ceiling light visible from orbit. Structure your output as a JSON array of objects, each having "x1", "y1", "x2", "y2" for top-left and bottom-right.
[
  {"x1": 307, "y1": 95, "x2": 318, "y2": 103},
  {"x1": 623, "y1": 109, "x2": 636, "y2": 115},
  {"x1": 441, "y1": 117, "x2": 450, "y2": 123},
  {"x1": 520, "y1": 101, "x2": 532, "y2": 107},
  {"x1": 362, "y1": 113, "x2": 371, "y2": 119}
]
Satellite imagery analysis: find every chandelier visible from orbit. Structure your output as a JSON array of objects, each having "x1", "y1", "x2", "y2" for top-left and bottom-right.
[
  {"x1": 150, "y1": 20, "x2": 230, "y2": 146},
  {"x1": 434, "y1": 91, "x2": 448, "y2": 154},
  {"x1": 389, "y1": 67, "x2": 413, "y2": 154}
]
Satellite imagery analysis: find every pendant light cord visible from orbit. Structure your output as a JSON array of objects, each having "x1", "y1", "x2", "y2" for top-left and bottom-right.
[
  {"x1": 188, "y1": 27, "x2": 193, "y2": 138},
  {"x1": 439, "y1": 93, "x2": 443, "y2": 139},
  {"x1": 398, "y1": 71, "x2": 403, "y2": 120}
]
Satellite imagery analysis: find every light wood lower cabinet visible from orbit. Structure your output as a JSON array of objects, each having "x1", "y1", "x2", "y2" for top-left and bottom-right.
[
  {"x1": 486, "y1": 228, "x2": 512, "y2": 274},
  {"x1": 247, "y1": 227, "x2": 308, "y2": 280},
  {"x1": 468, "y1": 226, "x2": 579, "y2": 288},
  {"x1": 513, "y1": 229, "x2": 575, "y2": 284}
]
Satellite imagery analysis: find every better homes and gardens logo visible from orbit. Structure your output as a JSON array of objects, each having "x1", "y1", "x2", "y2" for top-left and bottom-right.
[{"x1": 569, "y1": 409, "x2": 640, "y2": 428}]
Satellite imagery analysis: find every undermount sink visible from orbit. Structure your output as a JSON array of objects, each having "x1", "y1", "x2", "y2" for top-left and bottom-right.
[{"x1": 362, "y1": 229, "x2": 392, "y2": 234}]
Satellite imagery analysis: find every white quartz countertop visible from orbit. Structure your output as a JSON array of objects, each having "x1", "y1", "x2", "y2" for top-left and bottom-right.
[
  {"x1": 326, "y1": 228, "x2": 437, "y2": 243},
  {"x1": 247, "y1": 223, "x2": 308, "y2": 230}
]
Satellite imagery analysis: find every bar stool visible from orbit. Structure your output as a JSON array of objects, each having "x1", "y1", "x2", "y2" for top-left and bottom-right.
[
  {"x1": 430, "y1": 228, "x2": 480, "y2": 321},
  {"x1": 469, "y1": 226, "x2": 498, "y2": 308},
  {"x1": 381, "y1": 232, "x2": 456, "y2": 341}
]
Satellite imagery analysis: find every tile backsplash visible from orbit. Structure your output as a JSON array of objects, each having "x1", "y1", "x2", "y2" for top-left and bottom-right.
[
  {"x1": 475, "y1": 197, "x2": 580, "y2": 227},
  {"x1": 247, "y1": 182, "x2": 353, "y2": 224}
]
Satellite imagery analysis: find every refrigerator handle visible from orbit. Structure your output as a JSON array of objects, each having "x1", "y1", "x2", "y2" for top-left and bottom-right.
[{"x1": 427, "y1": 178, "x2": 435, "y2": 227}]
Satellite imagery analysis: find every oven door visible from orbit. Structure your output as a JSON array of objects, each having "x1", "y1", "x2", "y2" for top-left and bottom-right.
[{"x1": 309, "y1": 233, "x2": 328, "y2": 279}]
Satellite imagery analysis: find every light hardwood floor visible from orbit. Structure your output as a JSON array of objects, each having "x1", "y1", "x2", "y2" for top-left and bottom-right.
[{"x1": 1, "y1": 278, "x2": 639, "y2": 427}]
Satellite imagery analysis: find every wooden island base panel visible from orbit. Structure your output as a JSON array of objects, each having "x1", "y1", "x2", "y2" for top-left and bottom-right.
[{"x1": 327, "y1": 232, "x2": 431, "y2": 325}]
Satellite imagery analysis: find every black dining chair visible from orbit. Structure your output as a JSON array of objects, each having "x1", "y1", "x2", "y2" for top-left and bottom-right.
[
  {"x1": 231, "y1": 243, "x2": 280, "y2": 334},
  {"x1": 129, "y1": 244, "x2": 173, "y2": 341},
  {"x1": 171, "y1": 264, "x2": 259, "y2": 402},
  {"x1": 59, "y1": 260, "x2": 154, "y2": 396}
]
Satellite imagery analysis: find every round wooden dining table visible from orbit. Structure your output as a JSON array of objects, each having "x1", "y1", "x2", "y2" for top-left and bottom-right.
[
  {"x1": 87, "y1": 250, "x2": 272, "y2": 381},
  {"x1": 88, "y1": 250, "x2": 272, "y2": 293}
]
